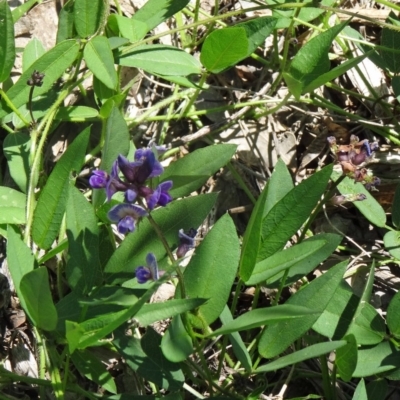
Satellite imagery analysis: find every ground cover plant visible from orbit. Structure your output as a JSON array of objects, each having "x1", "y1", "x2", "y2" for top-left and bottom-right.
[{"x1": 2, "y1": 0, "x2": 400, "y2": 398}]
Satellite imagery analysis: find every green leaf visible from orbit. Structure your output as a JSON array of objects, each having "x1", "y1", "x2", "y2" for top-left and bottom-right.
[
  {"x1": 84, "y1": 36, "x2": 117, "y2": 90},
  {"x1": 74, "y1": 0, "x2": 105, "y2": 38},
  {"x1": 336, "y1": 334, "x2": 357, "y2": 382},
  {"x1": 6, "y1": 225, "x2": 35, "y2": 292},
  {"x1": 235, "y1": 17, "x2": 277, "y2": 55},
  {"x1": 285, "y1": 21, "x2": 348, "y2": 96},
  {"x1": 0, "y1": 40, "x2": 80, "y2": 119},
  {"x1": 353, "y1": 379, "x2": 367, "y2": 400},
  {"x1": 0, "y1": 187, "x2": 26, "y2": 224},
  {"x1": 239, "y1": 179, "x2": 270, "y2": 281},
  {"x1": 163, "y1": 144, "x2": 237, "y2": 198},
  {"x1": 256, "y1": 341, "x2": 347, "y2": 373},
  {"x1": 353, "y1": 341, "x2": 400, "y2": 377},
  {"x1": 117, "y1": 45, "x2": 201, "y2": 76},
  {"x1": 263, "y1": 158, "x2": 294, "y2": 216},
  {"x1": 20, "y1": 268, "x2": 58, "y2": 331},
  {"x1": 22, "y1": 38, "x2": 45, "y2": 72},
  {"x1": 387, "y1": 291, "x2": 400, "y2": 337},
  {"x1": 11, "y1": 0, "x2": 39, "y2": 23},
  {"x1": 246, "y1": 236, "x2": 330, "y2": 285},
  {"x1": 66, "y1": 185, "x2": 102, "y2": 294},
  {"x1": 303, "y1": 52, "x2": 371, "y2": 94},
  {"x1": 104, "y1": 193, "x2": 218, "y2": 283},
  {"x1": 200, "y1": 28, "x2": 248, "y2": 73},
  {"x1": 107, "y1": 15, "x2": 148, "y2": 42},
  {"x1": 93, "y1": 106, "x2": 130, "y2": 209},
  {"x1": 0, "y1": 0, "x2": 15, "y2": 83},
  {"x1": 344, "y1": 262, "x2": 385, "y2": 345},
  {"x1": 391, "y1": 184, "x2": 400, "y2": 229},
  {"x1": 366, "y1": 380, "x2": 388, "y2": 400},
  {"x1": 239, "y1": 159, "x2": 294, "y2": 281},
  {"x1": 113, "y1": 327, "x2": 185, "y2": 391},
  {"x1": 54, "y1": 106, "x2": 99, "y2": 121},
  {"x1": 210, "y1": 305, "x2": 319, "y2": 336},
  {"x1": 380, "y1": 12, "x2": 400, "y2": 74},
  {"x1": 131, "y1": 0, "x2": 190, "y2": 33},
  {"x1": 57, "y1": 1, "x2": 75, "y2": 43},
  {"x1": 135, "y1": 298, "x2": 206, "y2": 327},
  {"x1": 337, "y1": 176, "x2": 386, "y2": 228},
  {"x1": 259, "y1": 164, "x2": 333, "y2": 260},
  {"x1": 3, "y1": 133, "x2": 31, "y2": 189},
  {"x1": 32, "y1": 127, "x2": 90, "y2": 250},
  {"x1": 258, "y1": 260, "x2": 347, "y2": 358},
  {"x1": 179, "y1": 213, "x2": 240, "y2": 327},
  {"x1": 265, "y1": 233, "x2": 342, "y2": 288},
  {"x1": 71, "y1": 350, "x2": 117, "y2": 394},
  {"x1": 312, "y1": 279, "x2": 357, "y2": 339},
  {"x1": 219, "y1": 305, "x2": 252, "y2": 372},
  {"x1": 161, "y1": 315, "x2": 193, "y2": 363},
  {"x1": 384, "y1": 230, "x2": 400, "y2": 260}
]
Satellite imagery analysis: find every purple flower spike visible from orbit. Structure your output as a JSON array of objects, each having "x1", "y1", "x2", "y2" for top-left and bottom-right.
[
  {"x1": 134, "y1": 148, "x2": 164, "y2": 179},
  {"x1": 135, "y1": 252, "x2": 159, "y2": 284},
  {"x1": 108, "y1": 203, "x2": 148, "y2": 234},
  {"x1": 147, "y1": 181, "x2": 173, "y2": 210},
  {"x1": 177, "y1": 228, "x2": 197, "y2": 258},
  {"x1": 89, "y1": 170, "x2": 108, "y2": 188}
]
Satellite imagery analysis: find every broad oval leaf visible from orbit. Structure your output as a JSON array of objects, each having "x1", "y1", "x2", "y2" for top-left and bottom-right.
[
  {"x1": 387, "y1": 291, "x2": 400, "y2": 337},
  {"x1": 0, "y1": 187, "x2": 26, "y2": 224},
  {"x1": 22, "y1": 38, "x2": 46, "y2": 72},
  {"x1": 384, "y1": 230, "x2": 400, "y2": 261},
  {"x1": 117, "y1": 45, "x2": 201, "y2": 76},
  {"x1": 0, "y1": 0, "x2": 15, "y2": 83},
  {"x1": 336, "y1": 334, "x2": 357, "y2": 382},
  {"x1": 20, "y1": 268, "x2": 58, "y2": 331},
  {"x1": 71, "y1": 350, "x2": 117, "y2": 393},
  {"x1": 200, "y1": 27, "x2": 248, "y2": 74},
  {"x1": 3, "y1": 132, "x2": 31, "y2": 193},
  {"x1": 161, "y1": 315, "x2": 193, "y2": 363},
  {"x1": 337, "y1": 176, "x2": 386, "y2": 228},
  {"x1": 0, "y1": 40, "x2": 80, "y2": 119},
  {"x1": 113, "y1": 327, "x2": 185, "y2": 391},
  {"x1": 353, "y1": 341, "x2": 400, "y2": 377},
  {"x1": 178, "y1": 213, "x2": 240, "y2": 328},
  {"x1": 74, "y1": 0, "x2": 105, "y2": 38},
  {"x1": 380, "y1": 12, "x2": 400, "y2": 74},
  {"x1": 84, "y1": 36, "x2": 117, "y2": 90}
]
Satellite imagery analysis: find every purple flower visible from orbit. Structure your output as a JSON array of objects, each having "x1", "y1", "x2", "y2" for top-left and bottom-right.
[
  {"x1": 108, "y1": 203, "x2": 148, "y2": 234},
  {"x1": 177, "y1": 228, "x2": 197, "y2": 258},
  {"x1": 146, "y1": 181, "x2": 173, "y2": 210},
  {"x1": 89, "y1": 170, "x2": 108, "y2": 188},
  {"x1": 135, "y1": 253, "x2": 159, "y2": 284}
]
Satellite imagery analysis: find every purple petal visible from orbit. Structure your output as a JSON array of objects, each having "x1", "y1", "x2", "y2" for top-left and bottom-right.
[
  {"x1": 89, "y1": 170, "x2": 108, "y2": 188},
  {"x1": 108, "y1": 203, "x2": 148, "y2": 222},
  {"x1": 135, "y1": 266, "x2": 151, "y2": 283},
  {"x1": 146, "y1": 253, "x2": 159, "y2": 280},
  {"x1": 125, "y1": 188, "x2": 138, "y2": 203},
  {"x1": 117, "y1": 216, "x2": 135, "y2": 234},
  {"x1": 146, "y1": 187, "x2": 159, "y2": 210}
]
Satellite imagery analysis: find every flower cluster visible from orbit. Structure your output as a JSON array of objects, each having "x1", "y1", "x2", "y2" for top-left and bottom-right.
[
  {"x1": 328, "y1": 135, "x2": 380, "y2": 190},
  {"x1": 90, "y1": 146, "x2": 173, "y2": 234}
]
